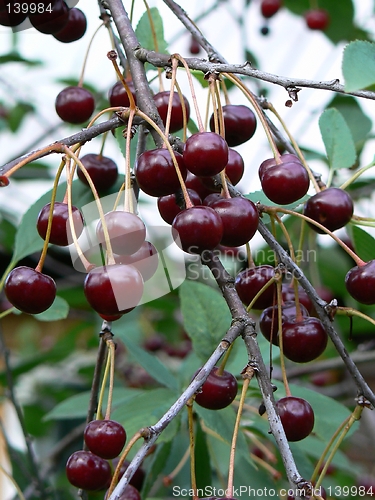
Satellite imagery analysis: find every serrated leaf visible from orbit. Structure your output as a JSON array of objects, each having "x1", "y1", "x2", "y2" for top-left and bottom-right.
[
  {"x1": 343, "y1": 41, "x2": 375, "y2": 92},
  {"x1": 319, "y1": 108, "x2": 356, "y2": 171},
  {"x1": 347, "y1": 225, "x2": 375, "y2": 262},
  {"x1": 33, "y1": 296, "x2": 69, "y2": 322},
  {"x1": 179, "y1": 280, "x2": 231, "y2": 362},
  {"x1": 135, "y1": 7, "x2": 168, "y2": 54}
]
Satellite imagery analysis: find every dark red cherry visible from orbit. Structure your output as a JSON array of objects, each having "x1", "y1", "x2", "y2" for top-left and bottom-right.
[
  {"x1": 259, "y1": 154, "x2": 309, "y2": 205},
  {"x1": 259, "y1": 301, "x2": 309, "y2": 345},
  {"x1": 0, "y1": 1, "x2": 27, "y2": 26},
  {"x1": 235, "y1": 265, "x2": 276, "y2": 309},
  {"x1": 55, "y1": 86, "x2": 95, "y2": 124},
  {"x1": 276, "y1": 396, "x2": 314, "y2": 441},
  {"x1": 261, "y1": 0, "x2": 282, "y2": 18},
  {"x1": 194, "y1": 366, "x2": 238, "y2": 410},
  {"x1": 37, "y1": 201, "x2": 84, "y2": 246},
  {"x1": 304, "y1": 9, "x2": 330, "y2": 30},
  {"x1": 202, "y1": 192, "x2": 223, "y2": 207},
  {"x1": 66, "y1": 450, "x2": 111, "y2": 491},
  {"x1": 345, "y1": 260, "x2": 375, "y2": 305},
  {"x1": 135, "y1": 148, "x2": 187, "y2": 197},
  {"x1": 84, "y1": 419, "x2": 126, "y2": 459},
  {"x1": 183, "y1": 132, "x2": 228, "y2": 177},
  {"x1": 225, "y1": 148, "x2": 245, "y2": 185},
  {"x1": 185, "y1": 171, "x2": 217, "y2": 200},
  {"x1": 113, "y1": 241, "x2": 159, "y2": 282},
  {"x1": 105, "y1": 484, "x2": 141, "y2": 500},
  {"x1": 78, "y1": 154, "x2": 118, "y2": 192},
  {"x1": 112, "y1": 458, "x2": 145, "y2": 491},
  {"x1": 84, "y1": 264, "x2": 143, "y2": 315},
  {"x1": 172, "y1": 205, "x2": 223, "y2": 254},
  {"x1": 280, "y1": 316, "x2": 328, "y2": 363},
  {"x1": 108, "y1": 80, "x2": 137, "y2": 108},
  {"x1": 209, "y1": 104, "x2": 257, "y2": 147},
  {"x1": 5, "y1": 266, "x2": 56, "y2": 314},
  {"x1": 99, "y1": 313, "x2": 123, "y2": 322},
  {"x1": 53, "y1": 7, "x2": 87, "y2": 42},
  {"x1": 281, "y1": 283, "x2": 314, "y2": 314},
  {"x1": 153, "y1": 91, "x2": 191, "y2": 133},
  {"x1": 157, "y1": 189, "x2": 202, "y2": 224},
  {"x1": 29, "y1": 0, "x2": 69, "y2": 34},
  {"x1": 189, "y1": 35, "x2": 201, "y2": 55},
  {"x1": 96, "y1": 211, "x2": 146, "y2": 255},
  {"x1": 210, "y1": 196, "x2": 259, "y2": 247},
  {"x1": 303, "y1": 187, "x2": 353, "y2": 234}
]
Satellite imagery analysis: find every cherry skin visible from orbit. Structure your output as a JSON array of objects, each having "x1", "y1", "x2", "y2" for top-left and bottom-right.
[
  {"x1": 183, "y1": 132, "x2": 229, "y2": 177},
  {"x1": 280, "y1": 316, "x2": 328, "y2": 363},
  {"x1": 345, "y1": 260, "x2": 375, "y2": 305},
  {"x1": 304, "y1": 9, "x2": 330, "y2": 31},
  {"x1": 29, "y1": 0, "x2": 69, "y2": 34},
  {"x1": 276, "y1": 396, "x2": 314, "y2": 441},
  {"x1": 66, "y1": 450, "x2": 111, "y2": 491},
  {"x1": 114, "y1": 241, "x2": 159, "y2": 282},
  {"x1": 281, "y1": 283, "x2": 314, "y2": 314},
  {"x1": 235, "y1": 265, "x2": 276, "y2": 310},
  {"x1": 5, "y1": 266, "x2": 56, "y2": 315},
  {"x1": 189, "y1": 35, "x2": 201, "y2": 55},
  {"x1": 194, "y1": 366, "x2": 238, "y2": 410},
  {"x1": 78, "y1": 154, "x2": 118, "y2": 192},
  {"x1": 36, "y1": 201, "x2": 84, "y2": 246},
  {"x1": 111, "y1": 458, "x2": 145, "y2": 491},
  {"x1": 84, "y1": 419, "x2": 126, "y2": 459},
  {"x1": 259, "y1": 301, "x2": 309, "y2": 345},
  {"x1": 225, "y1": 148, "x2": 245, "y2": 185},
  {"x1": 210, "y1": 196, "x2": 259, "y2": 247},
  {"x1": 157, "y1": 189, "x2": 202, "y2": 225},
  {"x1": 261, "y1": 0, "x2": 282, "y2": 18},
  {"x1": 55, "y1": 86, "x2": 95, "y2": 124},
  {"x1": 185, "y1": 171, "x2": 217, "y2": 200},
  {"x1": 105, "y1": 484, "x2": 141, "y2": 500},
  {"x1": 303, "y1": 187, "x2": 353, "y2": 233},
  {"x1": 53, "y1": 7, "x2": 87, "y2": 43},
  {"x1": 108, "y1": 80, "x2": 137, "y2": 108},
  {"x1": 84, "y1": 264, "x2": 144, "y2": 316},
  {"x1": 172, "y1": 205, "x2": 223, "y2": 254},
  {"x1": 209, "y1": 104, "x2": 257, "y2": 147},
  {"x1": 153, "y1": 91, "x2": 191, "y2": 133},
  {"x1": 259, "y1": 154, "x2": 309, "y2": 205},
  {"x1": 96, "y1": 211, "x2": 146, "y2": 255},
  {"x1": 135, "y1": 148, "x2": 187, "y2": 197}
]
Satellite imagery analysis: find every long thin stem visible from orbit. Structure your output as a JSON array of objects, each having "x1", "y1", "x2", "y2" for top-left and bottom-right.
[{"x1": 187, "y1": 400, "x2": 198, "y2": 500}]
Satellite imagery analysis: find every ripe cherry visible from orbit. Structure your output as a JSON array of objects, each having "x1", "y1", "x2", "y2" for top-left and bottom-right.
[
  {"x1": 112, "y1": 458, "x2": 146, "y2": 491},
  {"x1": 281, "y1": 283, "x2": 314, "y2": 314},
  {"x1": 303, "y1": 187, "x2": 353, "y2": 233},
  {"x1": 194, "y1": 366, "x2": 238, "y2": 410},
  {"x1": 261, "y1": 0, "x2": 282, "y2": 18},
  {"x1": 209, "y1": 104, "x2": 257, "y2": 147},
  {"x1": 345, "y1": 260, "x2": 375, "y2": 305},
  {"x1": 135, "y1": 148, "x2": 187, "y2": 197},
  {"x1": 55, "y1": 86, "x2": 95, "y2": 124},
  {"x1": 259, "y1": 301, "x2": 309, "y2": 345},
  {"x1": 153, "y1": 91, "x2": 191, "y2": 133},
  {"x1": 114, "y1": 241, "x2": 159, "y2": 281},
  {"x1": 235, "y1": 265, "x2": 276, "y2": 309},
  {"x1": 183, "y1": 132, "x2": 228, "y2": 177},
  {"x1": 276, "y1": 396, "x2": 314, "y2": 441},
  {"x1": 225, "y1": 148, "x2": 245, "y2": 185},
  {"x1": 157, "y1": 189, "x2": 202, "y2": 224},
  {"x1": 29, "y1": 0, "x2": 69, "y2": 34},
  {"x1": 210, "y1": 196, "x2": 259, "y2": 247},
  {"x1": 108, "y1": 80, "x2": 137, "y2": 108},
  {"x1": 5, "y1": 266, "x2": 56, "y2": 314},
  {"x1": 36, "y1": 201, "x2": 84, "y2": 246},
  {"x1": 66, "y1": 450, "x2": 111, "y2": 491},
  {"x1": 280, "y1": 316, "x2": 328, "y2": 363},
  {"x1": 172, "y1": 205, "x2": 223, "y2": 254},
  {"x1": 259, "y1": 154, "x2": 309, "y2": 205},
  {"x1": 84, "y1": 419, "x2": 126, "y2": 459},
  {"x1": 189, "y1": 35, "x2": 201, "y2": 55},
  {"x1": 78, "y1": 154, "x2": 118, "y2": 192},
  {"x1": 84, "y1": 264, "x2": 143, "y2": 315},
  {"x1": 0, "y1": 4, "x2": 27, "y2": 26},
  {"x1": 96, "y1": 211, "x2": 146, "y2": 255},
  {"x1": 304, "y1": 9, "x2": 330, "y2": 31},
  {"x1": 105, "y1": 484, "x2": 141, "y2": 500},
  {"x1": 185, "y1": 171, "x2": 217, "y2": 200},
  {"x1": 53, "y1": 7, "x2": 87, "y2": 42}
]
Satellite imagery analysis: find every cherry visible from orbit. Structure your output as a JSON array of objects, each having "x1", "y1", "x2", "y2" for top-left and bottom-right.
[
  {"x1": 345, "y1": 260, "x2": 375, "y2": 305},
  {"x1": 96, "y1": 211, "x2": 146, "y2": 255},
  {"x1": 108, "y1": 80, "x2": 137, "y2": 108},
  {"x1": 209, "y1": 104, "x2": 257, "y2": 147},
  {"x1": 157, "y1": 189, "x2": 202, "y2": 224},
  {"x1": 84, "y1": 264, "x2": 143, "y2": 315},
  {"x1": 36, "y1": 201, "x2": 84, "y2": 246},
  {"x1": 276, "y1": 396, "x2": 314, "y2": 441},
  {"x1": 185, "y1": 171, "x2": 217, "y2": 200},
  {"x1": 153, "y1": 91, "x2": 191, "y2": 133},
  {"x1": 280, "y1": 316, "x2": 328, "y2": 363},
  {"x1": 235, "y1": 265, "x2": 276, "y2": 309},
  {"x1": 304, "y1": 9, "x2": 330, "y2": 31},
  {"x1": 281, "y1": 283, "x2": 314, "y2": 314},
  {"x1": 259, "y1": 154, "x2": 309, "y2": 205},
  {"x1": 210, "y1": 196, "x2": 258, "y2": 247},
  {"x1": 225, "y1": 148, "x2": 245, "y2": 185},
  {"x1": 202, "y1": 192, "x2": 223, "y2": 207},
  {"x1": 55, "y1": 86, "x2": 95, "y2": 124},
  {"x1": 99, "y1": 313, "x2": 123, "y2": 322},
  {"x1": 172, "y1": 205, "x2": 223, "y2": 254},
  {"x1": 114, "y1": 241, "x2": 159, "y2": 281},
  {"x1": 189, "y1": 35, "x2": 201, "y2": 55},
  {"x1": 5, "y1": 266, "x2": 56, "y2": 314},
  {"x1": 259, "y1": 301, "x2": 309, "y2": 345},
  {"x1": 303, "y1": 187, "x2": 353, "y2": 233},
  {"x1": 29, "y1": 0, "x2": 69, "y2": 34},
  {"x1": 112, "y1": 458, "x2": 146, "y2": 491},
  {"x1": 194, "y1": 366, "x2": 238, "y2": 410},
  {"x1": 183, "y1": 132, "x2": 228, "y2": 177},
  {"x1": 66, "y1": 450, "x2": 111, "y2": 491},
  {"x1": 84, "y1": 419, "x2": 126, "y2": 459},
  {"x1": 105, "y1": 484, "x2": 141, "y2": 500},
  {"x1": 78, "y1": 154, "x2": 118, "y2": 192},
  {"x1": 261, "y1": 0, "x2": 282, "y2": 18},
  {"x1": 0, "y1": 2, "x2": 27, "y2": 26},
  {"x1": 53, "y1": 7, "x2": 87, "y2": 43},
  {"x1": 135, "y1": 148, "x2": 187, "y2": 197}
]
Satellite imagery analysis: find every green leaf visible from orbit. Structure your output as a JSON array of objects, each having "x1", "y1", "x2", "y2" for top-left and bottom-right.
[
  {"x1": 33, "y1": 296, "x2": 69, "y2": 322},
  {"x1": 347, "y1": 225, "x2": 375, "y2": 262},
  {"x1": 179, "y1": 280, "x2": 231, "y2": 362},
  {"x1": 8, "y1": 102, "x2": 34, "y2": 133},
  {"x1": 319, "y1": 108, "x2": 356, "y2": 170},
  {"x1": 343, "y1": 40, "x2": 375, "y2": 92},
  {"x1": 135, "y1": 7, "x2": 168, "y2": 54},
  {"x1": 0, "y1": 51, "x2": 42, "y2": 66},
  {"x1": 142, "y1": 441, "x2": 173, "y2": 497}
]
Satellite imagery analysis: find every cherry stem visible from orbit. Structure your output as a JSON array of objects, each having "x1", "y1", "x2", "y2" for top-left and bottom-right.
[
  {"x1": 245, "y1": 242, "x2": 254, "y2": 269},
  {"x1": 276, "y1": 279, "x2": 292, "y2": 397},
  {"x1": 96, "y1": 347, "x2": 111, "y2": 421},
  {"x1": 217, "y1": 343, "x2": 234, "y2": 375},
  {"x1": 124, "y1": 108, "x2": 136, "y2": 213},
  {"x1": 244, "y1": 430, "x2": 278, "y2": 463},
  {"x1": 227, "y1": 367, "x2": 254, "y2": 498},
  {"x1": 163, "y1": 446, "x2": 190, "y2": 486},
  {"x1": 245, "y1": 276, "x2": 277, "y2": 313},
  {"x1": 335, "y1": 307, "x2": 375, "y2": 328},
  {"x1": 78, "y1": 22, "x2": 105, "y2": 88},
  {"x1": 107, "y1": 51, "x2": 137, "y2": 110},
  {"x1": 187, "y1": 398, "x2": 198, "y2": 500},
  {"x1": 250, "y1": 453, "x2": 282, "y2": 480},
  {"x1": 104, "y1": 339, "x2": 116, "y2": 420},
  {"x1": 175, "y1": 79, "x2": 189, "y2": 142},
  {"x1": 340, "y1": 158, "x2": 375, "y2": 190}
]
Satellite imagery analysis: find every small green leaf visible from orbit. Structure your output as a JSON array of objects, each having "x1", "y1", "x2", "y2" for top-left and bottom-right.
[
  {"x1": 33, "y1": 296, "x2": 69, "y2": 322},
  {"x1": 0, "y1": 52, "x2": 42, "y2": 66},
  {"x1": 135, "y1": 7, "x2": 168, "y2": 53},
  {"x1": 8, "y1": 102, "x2": 34, "y2": 133},
  {"x1": 319, "y1": 108, "x2": 356, "y2": 171},
  {"x1": 347, "y1": 225, "x2": 375, "y2": 262},
  {"x1": 179, "y1": 280, "x2": 231, "y2": 361},
  {"x1": 343, "y1": 40, "x2": 375, "y2": 92}
]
